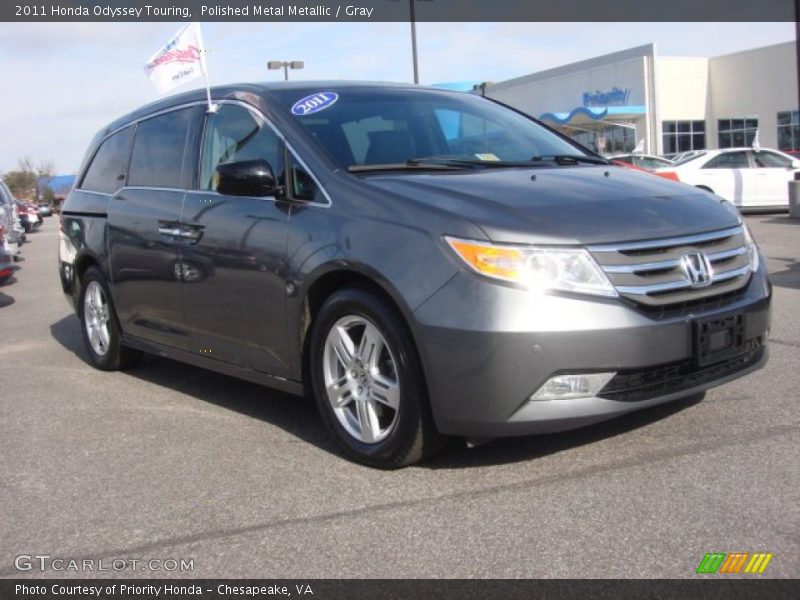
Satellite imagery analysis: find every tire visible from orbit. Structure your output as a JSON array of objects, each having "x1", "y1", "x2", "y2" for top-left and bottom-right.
[
  {"x1": 78, "y1": 266, "x2": 142, "y2": 371},
  {"x1": 309, "y1": 287, "x2": 445, "y2": 468}
]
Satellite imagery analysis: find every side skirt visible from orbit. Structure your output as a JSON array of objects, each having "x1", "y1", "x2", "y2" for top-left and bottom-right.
[{"x1": 121, "y1": 334, "x2": 306, "y2": 397}]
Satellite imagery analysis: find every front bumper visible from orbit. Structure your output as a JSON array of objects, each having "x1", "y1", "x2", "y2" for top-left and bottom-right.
[{"x1": 412, "y1": 261, "x2": 771, "y2": 437}]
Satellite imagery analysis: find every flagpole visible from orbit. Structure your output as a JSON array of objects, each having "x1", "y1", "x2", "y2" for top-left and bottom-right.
[{"x1": 195, "y1": 22, "x2": 216, "y2": 113}]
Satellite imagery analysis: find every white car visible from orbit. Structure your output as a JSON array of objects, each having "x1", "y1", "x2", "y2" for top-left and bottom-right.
[
  {"x1": 654, "y1": 147, "x2": 800, "y2": 210},
  {"x1": 0, "y1": 180, "x2": 22, "y2": 258}
]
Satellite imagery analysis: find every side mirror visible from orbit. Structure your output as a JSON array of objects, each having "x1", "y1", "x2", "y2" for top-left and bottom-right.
[{"x1": 216, "y1": 159, "x2": 278, "y2": 197}]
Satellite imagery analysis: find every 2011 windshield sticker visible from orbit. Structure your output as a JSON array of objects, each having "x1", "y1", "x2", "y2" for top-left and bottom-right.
[{"x1": 291, "y1": 92, "x2": 339, "y2": 116}]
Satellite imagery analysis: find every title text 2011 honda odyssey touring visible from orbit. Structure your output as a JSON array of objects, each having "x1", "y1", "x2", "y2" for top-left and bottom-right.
[{"x1": 60, "y1": 82, "x2": 770, "y2": 467}]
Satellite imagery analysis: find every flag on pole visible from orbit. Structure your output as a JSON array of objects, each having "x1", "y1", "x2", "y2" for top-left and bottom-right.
[{"x1": 144, "y1": 22, "x2": 208, "y2": 95}]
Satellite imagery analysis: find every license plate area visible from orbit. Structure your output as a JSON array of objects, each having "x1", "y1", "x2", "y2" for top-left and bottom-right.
[{"x1": 695, "y1": 313, "x2": 746, "y2": 366}]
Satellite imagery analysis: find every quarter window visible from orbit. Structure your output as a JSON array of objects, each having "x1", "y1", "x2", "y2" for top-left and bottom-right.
[
  {"x1": 200, "y1": 104, "x2": 284, "y2": 191},
  {"x1": 128, "y1": 108, "x2": 195, "y2": 189},
  {"x1": 289, "y1": 156, "x2": 325, "y2": 203},
  {"x1": 777, "y1": 110, "x2": 800, "y2": 151},
  {"x1": 80, "y1": 126, "x2": 134, "y2": 194},
  {"x1": 718, "y1": 118, "x2": 758, "y2": 148},
  {"x1": 703, "y1": 151, "x2": 750, "y2": 169}
]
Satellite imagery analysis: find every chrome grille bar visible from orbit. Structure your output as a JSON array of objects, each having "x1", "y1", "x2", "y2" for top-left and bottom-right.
[
  {"x1": 588, "y1": 226, "x2": 743, "y2": 253},
  {"x1": 588, "y1": 225, "x2": 752, "y2": 308},
  {"x1": 602, "y1": 246, "x2": 748, "y2": 274}
]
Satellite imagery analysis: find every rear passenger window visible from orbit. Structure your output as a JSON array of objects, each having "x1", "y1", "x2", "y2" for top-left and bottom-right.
[
  {"x1": 200, "y1": 104, "x2": 284, "y2": 191},
  {"x1": 128, "y1": 108, "x2": 194, "y2": 189},
  {"x1": 703, "y1": 152, "x2": 750, "y2": 169},
  {"x1": 80, "y1": 126, "x2": 134, "y2": 194},
  {"x1": 752, "y1": 151, "x2": 792, "y2": 168}
]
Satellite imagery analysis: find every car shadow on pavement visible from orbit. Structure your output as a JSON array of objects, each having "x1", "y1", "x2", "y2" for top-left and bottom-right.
[
  {"x1": 761, "y1": 215, "x2": 800, "y2": 226},
  {"x1": 48, "y1": 315, "x2": 338, "y2": 455},
  {"x1": 0, "y1": 290, "x2": 15, "y2": 307},
  {"x1": 766, "y1": 257, "x2": 800, "y2": 291},
  {"x1": 424, "y1": 393, "x2": 705, "y2": 469},
  {"x1": 50, "y1": 314, "x2": 705, "y2": 469}
]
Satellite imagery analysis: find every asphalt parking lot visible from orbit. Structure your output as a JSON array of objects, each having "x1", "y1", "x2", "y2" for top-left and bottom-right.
[{"x1": 0, "y1": 214, "x2": 798, "y2": 579}]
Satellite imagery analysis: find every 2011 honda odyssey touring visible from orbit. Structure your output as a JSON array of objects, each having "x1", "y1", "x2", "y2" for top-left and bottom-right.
[{"x1": 60, "y1": 82, "x2": 770, "y2": 468}]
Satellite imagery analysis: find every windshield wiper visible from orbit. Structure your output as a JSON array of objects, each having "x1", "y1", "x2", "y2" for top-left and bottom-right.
[
  {"x1": 348, "y1": 155, "x2": 604, "y2": 173},
  {"x1": 413, "y1": 157, "x2": 550, "y2": 169},
  {"x1": 530, "y1": 154, "x2": 610, "y2": 165},
  {"x1": 347, "y1": 161, "x2": 471, "y2": 173}
]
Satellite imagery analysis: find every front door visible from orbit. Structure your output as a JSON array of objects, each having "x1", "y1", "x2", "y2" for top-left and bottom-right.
[
  {"x1": 180, "y1": 103, "x2": 291, "y2": 376},
  {"x1": 108, "y1": 106, "x2": 202, "y2": 349}
]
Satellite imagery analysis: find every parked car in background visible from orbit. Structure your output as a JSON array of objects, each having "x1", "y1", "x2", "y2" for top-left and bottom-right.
[
  {"x1": 60, "y1": 82, "x2": 770, "y2": 467},
  {"x1": 0, "y1": 181, "x2": 23, "y2": 259},
  {"x1": 17, "y1": 201, "x2": 41, "y2": 233},
  {"x1": 609, "y1": 153, "x2": 674, "y2": 171},
  {"x1": 0, "y1": 226, "x2": 19, "y2": 285},
  {"x1": 37, "y1": 202, "x2": 52, "y2": 217},
  {"x1": 670, "y1": 150, "x2": 705, "y2": 164},
  {"x1": 654, "y1": 148, "x2": 799, "y2": 210}
]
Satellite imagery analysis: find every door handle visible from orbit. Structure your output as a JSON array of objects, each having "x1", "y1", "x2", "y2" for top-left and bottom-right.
[
  {"x1": 158, "y1": 224, "x2": 204, "y2": 244},
  {"x1": 158, "y1": 226, "x2": 185, "y2": 237}
]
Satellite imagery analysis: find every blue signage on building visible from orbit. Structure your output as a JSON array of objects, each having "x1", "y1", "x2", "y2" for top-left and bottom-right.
[{"x1": 582, "y1": 87, "x2": 631, "y2": 107}]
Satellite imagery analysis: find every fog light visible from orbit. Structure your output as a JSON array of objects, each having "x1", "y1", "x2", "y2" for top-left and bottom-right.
[{"x1": 530, "y1": 372, "x2": 616, "y2": 401}]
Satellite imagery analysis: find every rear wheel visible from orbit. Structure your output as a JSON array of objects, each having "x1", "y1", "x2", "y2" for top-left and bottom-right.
[
  {"x1": 310, "y1": 288, "x2": 444, "y2": 468},
  {"x1": 78, "y1": 267, "x2": 142, "y2": 371}
]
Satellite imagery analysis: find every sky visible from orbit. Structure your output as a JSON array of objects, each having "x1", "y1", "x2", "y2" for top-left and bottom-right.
[{"x1": 0, "y1": 21, "x2": 795, "y2": 174}]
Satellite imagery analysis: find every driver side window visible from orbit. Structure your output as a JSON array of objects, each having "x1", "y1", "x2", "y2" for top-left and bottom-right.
[{"x1": 200, "y1": 104, "x2": 285, "y2": 191}]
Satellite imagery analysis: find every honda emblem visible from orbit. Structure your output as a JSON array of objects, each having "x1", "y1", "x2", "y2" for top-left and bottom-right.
[{"x1": 680, "y1": 251, "x2": 714, "y2": 288}]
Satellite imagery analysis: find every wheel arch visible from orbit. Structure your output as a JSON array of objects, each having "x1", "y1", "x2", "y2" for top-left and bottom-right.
[{"x1": 297, "y1": 265, "x2": 426, "y2": 395}]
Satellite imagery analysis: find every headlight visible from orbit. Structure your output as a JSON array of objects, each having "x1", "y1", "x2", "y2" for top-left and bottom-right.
[
  {"x1": 742, "y1": 223, "x2": 760, "y2": 273},
  {"x1": 445, "y1": 236, "x2": 617, "y2": 297}
]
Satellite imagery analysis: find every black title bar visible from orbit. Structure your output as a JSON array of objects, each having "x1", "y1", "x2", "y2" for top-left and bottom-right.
[
  {"x1": 3, "y1": 0, "x2": 797, "y2": 22},
  {"x1": 2, "y1": 579, "x2": 800, "y2": 600}
]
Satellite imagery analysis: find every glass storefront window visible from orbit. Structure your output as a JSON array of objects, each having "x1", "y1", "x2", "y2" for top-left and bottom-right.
[
  {"x1": 718, "y1": 117, "x2": 758, "y2": 148},
  {"x1": 568, "y1": 124, "x2": 637, "y2": 154},
  {"x1": 662, "y1": 120, "x2": 706, "y2": 154},
  {"x1": 776, "y1": 110, "x2": 800, "y2": 151}
]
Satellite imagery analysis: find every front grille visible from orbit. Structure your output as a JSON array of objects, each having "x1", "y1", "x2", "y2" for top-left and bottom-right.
[
  {"x1": 599, "y1": 338, "x2": 764, "y2": 403},
  {"x1": 588, "y1": 226, "x2": 752, "y2": 309}
]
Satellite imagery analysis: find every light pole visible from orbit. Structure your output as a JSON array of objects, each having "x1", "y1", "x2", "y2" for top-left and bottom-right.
[
  {"x1": 267, "y1": 60, "x2": 305, "y2": 81},
  {"x1": 390, "y1": 0, "x2": 432, "y2": 84}
]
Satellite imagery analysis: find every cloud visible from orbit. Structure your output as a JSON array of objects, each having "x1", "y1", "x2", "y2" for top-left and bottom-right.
[{"x1": 0, "y1": 21, "x2": 794, "y2": 174}]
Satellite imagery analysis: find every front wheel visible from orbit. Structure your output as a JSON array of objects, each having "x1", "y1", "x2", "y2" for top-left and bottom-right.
[
  {"x1": 310, "y1": 288, "x2": 444, "y2": 468},
  {"x1": 78, "y1": 267, "x2": 142, "y2": 371}
]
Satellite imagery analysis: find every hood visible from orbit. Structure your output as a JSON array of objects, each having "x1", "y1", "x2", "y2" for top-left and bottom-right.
[{"x1": 363, "y1": 165, "x2": 741, "y2": 245}]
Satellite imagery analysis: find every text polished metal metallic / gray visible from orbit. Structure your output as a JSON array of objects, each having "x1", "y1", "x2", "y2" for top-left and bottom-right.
[{"x1": 58, "y1": 81, "x2": 771, "y2": 466}]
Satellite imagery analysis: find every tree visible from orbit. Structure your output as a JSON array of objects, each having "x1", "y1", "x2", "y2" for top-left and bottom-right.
[{"x1": 2, "y1": 157, "x2": 55, "y2": 201}]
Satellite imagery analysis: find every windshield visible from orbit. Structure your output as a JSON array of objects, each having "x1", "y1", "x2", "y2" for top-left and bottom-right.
[{"x1": 271, "y1": 87, "x2": 594, "y2": 169}]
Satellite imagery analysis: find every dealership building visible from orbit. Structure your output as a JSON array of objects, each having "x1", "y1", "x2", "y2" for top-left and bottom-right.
[{"x1": 484, "y1": 41, "x2": 799, "y2": 156}]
